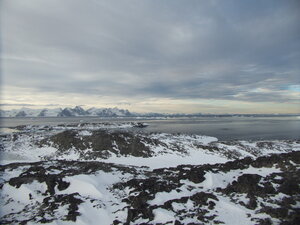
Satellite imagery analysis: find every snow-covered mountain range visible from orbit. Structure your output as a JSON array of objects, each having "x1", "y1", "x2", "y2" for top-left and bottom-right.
[
  {"x1": 1, "y1": 106, "x2": 298, "y2": 118},
  {"x1": 0, "y1": 106, "x2": 135, "y2": 117}
]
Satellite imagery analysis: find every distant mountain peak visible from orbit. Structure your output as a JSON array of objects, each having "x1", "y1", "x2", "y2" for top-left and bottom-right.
[{"x1": 0, "y1": 106, "x2": 135, "y2": 118}]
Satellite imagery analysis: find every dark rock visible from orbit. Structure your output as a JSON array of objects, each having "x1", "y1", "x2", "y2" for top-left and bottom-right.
[
  {"x1": 278, "y1": 177, "x2": 300, "y2": 195},
  {"x1": 257, "y1": 218, "x2": 272, "y2": 225},
  {"x1": 43, "y1": 193, "x2": 84, "y2": 222},
  {"x1": 190, "y1": 192, "x2": 218, "y2": 206},
  {"x1": 40, "y1": 130, "x2": 155, "y2": 159},
  {"x1": 259, "y1": 206, "x2": 289, "y2": 219},
  {"x1": 187, "y1": 168, "x2": 205, "y2": 183},
  {"x1": 222, "y1": 174, "x2": 262, "y2": 194},
  {"x1": 175, "y1": 220, "x2": 184, "y2": 225}
]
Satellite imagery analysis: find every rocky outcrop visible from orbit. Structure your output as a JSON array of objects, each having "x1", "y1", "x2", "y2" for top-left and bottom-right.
[
  {"x1": 1, "y1": 151, "x2": 298, "y2": 224},
  {"x1": 39, "y1": 130, "x2": 156, "y2": 159}
]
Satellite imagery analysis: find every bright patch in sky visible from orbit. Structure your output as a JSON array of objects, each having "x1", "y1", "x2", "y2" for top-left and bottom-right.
[{"x1": 288, "y1": 85, "x2": 300, "y2": 92}]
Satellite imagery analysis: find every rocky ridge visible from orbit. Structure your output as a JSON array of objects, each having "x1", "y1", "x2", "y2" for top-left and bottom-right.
[
  {"x1": 0, "y1": 123, "x2": 300, "y2": 224},
  {"x1": 0, "y1": 151, "x2": 299, "y2": 224}
]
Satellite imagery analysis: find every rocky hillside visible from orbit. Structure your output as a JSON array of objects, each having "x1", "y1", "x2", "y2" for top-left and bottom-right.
[{"x1": 0, "y1": 123, "x2": 299, "y2": 224}]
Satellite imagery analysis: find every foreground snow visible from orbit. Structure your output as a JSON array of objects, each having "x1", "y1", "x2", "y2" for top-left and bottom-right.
[{"x1": 0, "y1": 123, "x2": 299, "y2": 224}]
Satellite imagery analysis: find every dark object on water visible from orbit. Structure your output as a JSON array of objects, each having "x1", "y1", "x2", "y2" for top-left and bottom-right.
[{"x1": 133, "y1": 123, "x2": 149, "y2": 128}]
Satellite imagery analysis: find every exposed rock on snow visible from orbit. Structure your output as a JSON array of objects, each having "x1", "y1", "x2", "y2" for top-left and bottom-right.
[
  {"x1": 1, "y1": 124, "x2": 299, "y2": 166},
  {"x1": 42, "y1": 130, "x2": 155, "y2": 159},
  {"x1": 0, "y1": 123, "x2": 299, "y2": 224},
  {"x1": 0, "y1": 152, "x2": 299, "y2": 224}
]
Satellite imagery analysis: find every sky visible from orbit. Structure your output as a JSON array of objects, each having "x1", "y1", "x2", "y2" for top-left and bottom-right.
[{"x1": 1, "y1": 0, "x2": 300, "y2": 113}]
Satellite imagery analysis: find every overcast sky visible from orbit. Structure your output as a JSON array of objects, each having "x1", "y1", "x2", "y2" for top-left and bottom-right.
[{"x1": 1, "y1": 0, "x2": 300, "y2": 113}]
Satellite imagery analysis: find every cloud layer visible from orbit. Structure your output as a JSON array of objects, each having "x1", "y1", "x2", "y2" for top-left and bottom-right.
[{"x1": 1, "y1": 0, "x2": 300, "y2": 112}]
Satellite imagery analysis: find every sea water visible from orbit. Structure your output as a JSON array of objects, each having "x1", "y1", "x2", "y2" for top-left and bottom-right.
[{"x1": 0, "y1": 116, "x2": 299, "y2": 141}]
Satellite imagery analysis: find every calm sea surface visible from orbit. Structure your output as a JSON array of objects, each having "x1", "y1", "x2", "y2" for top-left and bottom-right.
[{"x1": 1, "y1": 116, "x2": 299, "y2": 141}]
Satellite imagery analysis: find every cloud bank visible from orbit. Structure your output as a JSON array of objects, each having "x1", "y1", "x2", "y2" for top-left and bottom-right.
[{"x1": 1, "y1": 0, "x2": 300, "y2": 113}]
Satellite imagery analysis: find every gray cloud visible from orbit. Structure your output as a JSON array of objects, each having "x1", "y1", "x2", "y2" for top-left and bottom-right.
[
  {"x1": 1, "y1": 0, "x2": 300, "y2": 107},
  {"x1": 0, "y1": 103, "x2": 62, "y2": 107}
]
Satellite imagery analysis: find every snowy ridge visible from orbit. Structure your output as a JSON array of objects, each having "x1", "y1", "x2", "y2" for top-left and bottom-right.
[
  {"x1": 0, "y1": 106, "x2": 135, "y2": 117},
  {"x1": 2, "y1": 106, "x2": 298, "y2": 118},
  {"x1": 0, "y1": 123, "x2": 300, "y2": 224}
]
